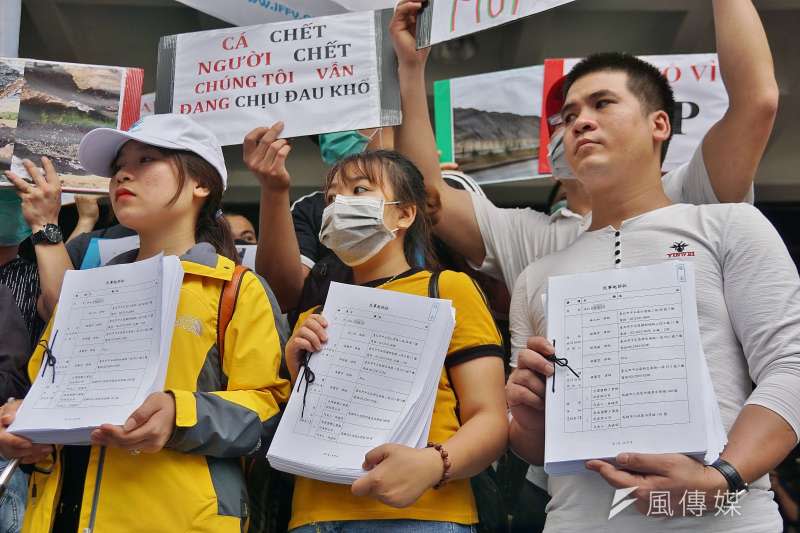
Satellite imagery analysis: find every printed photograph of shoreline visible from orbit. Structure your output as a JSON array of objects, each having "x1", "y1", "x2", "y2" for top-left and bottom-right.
[
  {"x1": 0, "y1": 60, "x2": 122, "y2": 193},
  {"x1": 449, "y1": 66, "x2": 544, "y2": 183}
]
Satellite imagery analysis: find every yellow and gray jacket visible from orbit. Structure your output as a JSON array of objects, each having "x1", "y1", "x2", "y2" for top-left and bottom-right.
[{"x1": 22, "y1": 243, "x2": 291, "y2": 533}]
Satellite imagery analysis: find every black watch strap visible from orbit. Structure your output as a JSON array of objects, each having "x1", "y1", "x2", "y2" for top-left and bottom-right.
[
  {"x1": 31, "y1": 224, "x2": 62, "y2": 245},
  {"x1": 710, "y1": 458, "x2": 749, "y2": 493}
]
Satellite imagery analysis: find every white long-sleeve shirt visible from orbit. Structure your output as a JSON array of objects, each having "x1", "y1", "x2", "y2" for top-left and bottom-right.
[
  {"x1": 471, "y1": 144, "x2": 754, "y2": 489},
  {"x1": 509, "y1": 202, "x2": 799, "y2": 532}
]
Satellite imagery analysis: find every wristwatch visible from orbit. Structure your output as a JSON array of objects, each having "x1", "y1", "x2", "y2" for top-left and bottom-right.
[
  {"x1": 30, "y1": 224, "x2": 63, "y2": 245},
  {"x1": 710, "y1": 458, "x2": 749, "y2": 494}
]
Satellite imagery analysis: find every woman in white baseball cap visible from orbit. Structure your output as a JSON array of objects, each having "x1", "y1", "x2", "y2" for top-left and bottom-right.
[
  {"x1": 0, "y1": 114, "x2": 291, "y2": 533},
  {"x1": 78, "y1": 112, "x2": 237, "y2": 262}
]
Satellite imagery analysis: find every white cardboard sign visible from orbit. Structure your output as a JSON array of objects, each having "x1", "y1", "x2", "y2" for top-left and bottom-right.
[
  {"x1": 157, "y1": 10, "x2": 400, "y2": 145},
  {"x1": 417, "y1": 0, "x2": 576, "y2": 47}
]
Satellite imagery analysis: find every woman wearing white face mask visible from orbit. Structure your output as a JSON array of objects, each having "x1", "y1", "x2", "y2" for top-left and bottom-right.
[{"x1": 284, "y1": 150, "x2": 508, "y2": 533}]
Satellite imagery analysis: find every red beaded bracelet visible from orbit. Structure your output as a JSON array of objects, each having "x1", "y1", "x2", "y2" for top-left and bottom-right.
[{"x1": 427, "y1": 442, "x2": 452, "y2": 489}]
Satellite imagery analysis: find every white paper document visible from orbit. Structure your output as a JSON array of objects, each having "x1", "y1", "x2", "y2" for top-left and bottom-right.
[
  {"x1": 236, "y1": 244, "x2": 257, "y2": 270},
  {"x1": 98, "y1": 235, "x2": 140, "y2": 266},
  {"x1": 268, "y1": 281, "x2": 455, "y2": 484},
  {"x1": 10, "y1": 254, "x2": 184, "y2": 444},
  {"x1": 543, "y1": 261, "x2": 726, "y2": 475}
]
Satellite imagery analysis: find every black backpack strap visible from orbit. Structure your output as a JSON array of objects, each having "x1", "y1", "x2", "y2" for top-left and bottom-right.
[{"x1": 428, "y1": 270, "x2": 441, "y2": 299}]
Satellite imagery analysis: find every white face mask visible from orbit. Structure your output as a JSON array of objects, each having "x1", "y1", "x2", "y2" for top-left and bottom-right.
[
  {"x1": 548, "y1": 129, "x2": 576, "y2": 180},
  {"x1": 318, "y1": 195, "x2": 400, "y2": 267}
]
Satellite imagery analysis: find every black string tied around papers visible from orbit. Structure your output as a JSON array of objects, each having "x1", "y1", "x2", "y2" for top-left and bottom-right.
[
  {"x1": 296, "y1": 350, "x2": 315, "y2": 419},
  {"x1": 39, "y1": 329, "x2": 59, "y2": 384},
  {"x1": 545, "y1": 340, "x2": 580, "y2": 393}
]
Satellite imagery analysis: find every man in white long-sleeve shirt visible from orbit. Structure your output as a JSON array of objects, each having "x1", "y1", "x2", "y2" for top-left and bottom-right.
[
  {"x1": 506, "y1": 51, "x2": 799, "y2": 532},
  {"x1": 391, "y1": 1, "x2": 780, "y2": 522}
]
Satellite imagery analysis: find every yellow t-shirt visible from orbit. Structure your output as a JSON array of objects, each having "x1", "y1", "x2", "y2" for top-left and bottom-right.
[{"x1": 289, "y1": 269, "x2": 504, "y2": 529}]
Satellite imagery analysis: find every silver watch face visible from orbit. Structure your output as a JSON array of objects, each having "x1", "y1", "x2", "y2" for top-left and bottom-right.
[{"x1": 42, "y1": 224, "x2": 62, "y2": 243}]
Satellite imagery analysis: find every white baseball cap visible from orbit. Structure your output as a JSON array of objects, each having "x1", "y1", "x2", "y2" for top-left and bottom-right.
[{"x1": 78, "y1": 114, "x2": 228, "y2": 190}]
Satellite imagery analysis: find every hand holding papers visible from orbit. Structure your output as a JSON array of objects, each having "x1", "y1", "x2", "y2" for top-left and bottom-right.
[
  {"x1": 543, "y1": 262, "x2": 726, "y2": 476},
  {"x1": 268, "y1": 281, "x2": 455, "y2": 484},
  {"x1": 9, "y1": 254, "x2": 184, "y2": 445}
]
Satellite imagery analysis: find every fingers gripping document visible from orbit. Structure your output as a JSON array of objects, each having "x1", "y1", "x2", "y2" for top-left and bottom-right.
[
  {"x1": 544, "y1": 262, "x2": 726, "y2": 475},
  {"x1": 268, "y1": 282, "x2": 456, "y2": 484},
  {"x1": 9, "y1": 254, "x2": 184, "y2": 445}
]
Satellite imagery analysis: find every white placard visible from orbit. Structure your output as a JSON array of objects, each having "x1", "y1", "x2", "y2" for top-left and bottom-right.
[
  {"x1": 332, "y1": 0, "x2": 396, "y2": 11},
  {"x1": 539, "y1": 54, "x2": 728, "y2": 173},
  {"x1": 176, "y1": 0, "x2": 341, "y2": 24},
  {"x1": 418, "y1": 0, "x2": 576, "y2": 47},
  {"x1": 160, "y1": 10, "x2": 399, "y2": 145},
  {"x1": 176, "y1": 0, "x2": 396, "y2": 25}
]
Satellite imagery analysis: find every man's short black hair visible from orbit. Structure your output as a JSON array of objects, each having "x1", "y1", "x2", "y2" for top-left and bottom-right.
[{"x1": 563, "y1": 52, "x2": 676, "y2": 163}]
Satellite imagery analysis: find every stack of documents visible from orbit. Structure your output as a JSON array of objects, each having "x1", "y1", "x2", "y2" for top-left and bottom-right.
[
  {"x1": 268, "y1": 281, "x2": 455, "y2": 484},
  {"x1": 9, "y1": 254, "x2": 184, "y2": 445},
  {"x1": 543, "y1": 261, "x2": 726, "y2": 476}
]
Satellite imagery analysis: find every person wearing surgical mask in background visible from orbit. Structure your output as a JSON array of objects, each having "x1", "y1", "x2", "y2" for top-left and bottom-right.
[
  {"x1": 245, "y1": 123, "x2": 394, "y2": 322},
  {"x1": 318, "y1": 127, "x2": 392, "y2": 167},
  {"x1": 0, "y1": 190, "x2": 43, "y2": 533}
]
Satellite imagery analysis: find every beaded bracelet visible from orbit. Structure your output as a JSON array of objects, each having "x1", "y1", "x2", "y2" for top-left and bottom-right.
[{"x1": 427, "y1": 442, "x2": 452, "y2": 489}]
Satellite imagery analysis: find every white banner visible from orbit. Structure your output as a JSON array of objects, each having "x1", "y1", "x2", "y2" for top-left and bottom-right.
[
  {"x1": 333, "y1": 0, "x2": 396, "y2": 11},
  {"x1": 159, "y1": 10, "x2": 400, "y2": 145},
  {"x1": 0, "y1": 0, "x2": 21, "y2": 58},
  {"x1": 175, "y1": 0, "x2": 395, "y2": 26},
  {"x1": 417, "y1": 0, "x2": 576, "y2": 47},
  {"x1": 539, "y1": 54, "x2": 728, "y2": 173}
]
